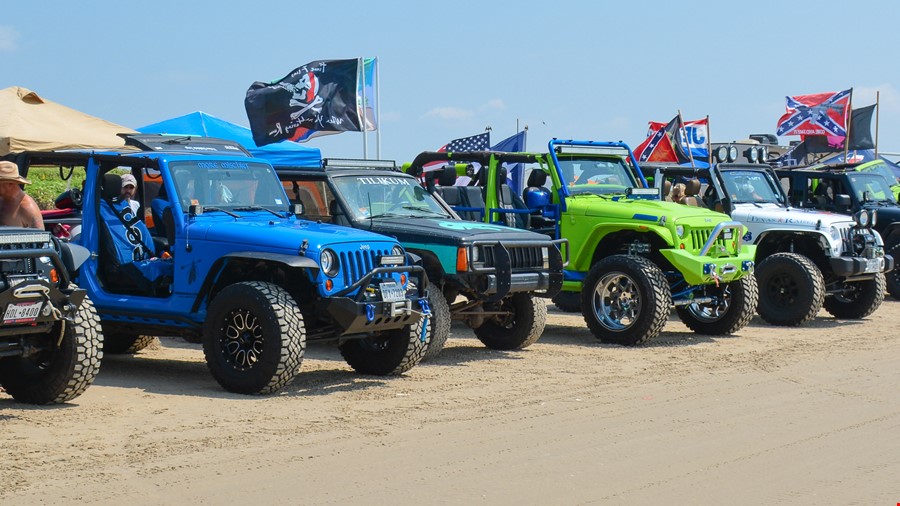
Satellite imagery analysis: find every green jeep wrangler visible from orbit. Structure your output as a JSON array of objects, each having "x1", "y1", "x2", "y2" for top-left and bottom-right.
[{"x1": 438, "y1": 140, "x2": 759, "y2": 346}]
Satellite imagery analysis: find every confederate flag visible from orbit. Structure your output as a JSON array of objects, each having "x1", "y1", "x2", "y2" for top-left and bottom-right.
[
  {"x1": 775, "y1": 89, "x2": 852, "y2": 137},
  {"x1": 633, "y1": 115, "x2": 692, "y2": 164}
]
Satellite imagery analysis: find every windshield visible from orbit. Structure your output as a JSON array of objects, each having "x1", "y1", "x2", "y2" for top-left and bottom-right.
[
  {"x1": 331, "y1": 174, "x2": 452, "y2": 219},
  {"x1": 169, "y1": 160, "x2": 289, "y2": 212},
  {"x1": 557, "y1": 156, "x2": 636, "y2": 195},
  {"x1": 720, "y1": 170, "x2": 783, "y2": 204},
  {"x1": 846, "y1": 173, "x2": 897, "y2": 203},
  {"x1": 858, "y1": 162, "x2": 900, "y2": 186}
]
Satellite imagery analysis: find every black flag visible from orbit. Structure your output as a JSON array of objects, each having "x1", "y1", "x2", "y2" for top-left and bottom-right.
[
  {"x1": 245, "y1": 59, "x2": 362, "y2": 147},
  {"x1": 847, "y1": 104, "x2": 876, "y2": 150}
]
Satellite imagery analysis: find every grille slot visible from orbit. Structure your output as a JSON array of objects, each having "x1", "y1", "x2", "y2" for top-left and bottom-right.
[
  {"x1": 690, "y1": 228, "x2": 729, "y2": 253},
  {"x1": 482, "y1": 245, "x2": 545, "y2": 270},
  {"x1": 339, "y1": 249, "x2": 391, "y2": 287}
]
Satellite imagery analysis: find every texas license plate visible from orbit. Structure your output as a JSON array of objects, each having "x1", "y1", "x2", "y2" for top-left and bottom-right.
[
  {"x1": 379, "y1": 281, "x2": 406, "y2": 302},
  {"x1": 4, "y1": 301, "x2": 43, "y2": 323}
]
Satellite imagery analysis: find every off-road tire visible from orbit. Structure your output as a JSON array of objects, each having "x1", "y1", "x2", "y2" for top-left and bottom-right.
[
  {"x1": 676, "y1": 274, "x2": 759, "y2": 335},
  {"x1": 581, "y1": 255, "x2": 671, "y2": 346},
  {"x1": 473, "y1": 293, "x2": 547, "y2": 350},
  {"x1": 422, "y1": 288, "x2": 452, "y2": 361},
  {"x1": 202, "y1": 281, "x2": 305, "y2": 395},
  {"x1": 0, "y1": 295, "x2": 103, "y2": 404},
  {"x1": 823, "y1": 272, "x2": 886, "y2": 319},
  {"x1": 339, "y1": 317, "x2": 428, "y2": 376},
  {"x1": 756, "y1": 253, "x2": 825, "y2": 326},
  {"x1": 551, "y1": 291, "x2": 582, "y2": 313},
  {"x1": 887, "y1": 242, "x2": 900, "y2": 300},
  {"x1": 103, "y1": 330, "x2": 157, "y2": 354}
]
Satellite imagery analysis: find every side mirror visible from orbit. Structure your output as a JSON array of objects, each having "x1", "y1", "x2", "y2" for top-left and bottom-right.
[{"x1": 835, "y1": 194, "x2": 851, "y2": 207}]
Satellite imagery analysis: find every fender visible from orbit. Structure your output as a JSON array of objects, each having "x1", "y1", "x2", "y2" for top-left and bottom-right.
[
  {"x1": 573, "y1": 222, "x2": 674, "y2": 270},
  {"x1": 191, "y1": 251, "x2": 319, "y2": 312}
]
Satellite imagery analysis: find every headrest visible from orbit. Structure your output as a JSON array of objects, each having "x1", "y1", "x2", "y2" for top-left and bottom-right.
[
  {"x1": 663, "y1": 179, "x2": 672, "y2": 194},
  {"x1": 497, "y1": 166, "x2": 508, "y2": 186},
  {"x1": 684, "y1": 178, "x2": 701, "y2": 196},
  {"x1": 526, "y1": 170, "x2": 547, "y2": 187},
  {"x1": 102, "y1": 173, "x2": 122, "y2": 201}
]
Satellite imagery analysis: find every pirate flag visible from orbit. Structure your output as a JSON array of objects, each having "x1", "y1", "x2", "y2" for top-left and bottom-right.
[{"x1": 245, "y1": 59, "x2": 363, "y2": 147}]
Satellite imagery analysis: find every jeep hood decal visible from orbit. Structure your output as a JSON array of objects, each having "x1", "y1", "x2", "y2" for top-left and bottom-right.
[{"x1": 732, "y1": 205, "x2": 855, "y2": 230}]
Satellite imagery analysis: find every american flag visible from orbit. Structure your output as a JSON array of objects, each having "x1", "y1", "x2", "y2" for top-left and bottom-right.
[
  {"x1": 776, "y1": 89, "x2": 851, "y2": 137},
  {"x1": 423, "y1": 132, "x2": 491, "y2": 174},
  {"x1": 439, "y1": 132, "x2": 490, "y2": 152}
]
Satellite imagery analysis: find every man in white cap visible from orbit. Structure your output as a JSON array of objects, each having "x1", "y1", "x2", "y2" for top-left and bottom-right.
[
  {"x1": 119, "y1": 173, "x2": 140, "y2": 215},
  {"x1": 0, "y1": 160, "x2": 44, "y2": 229}
]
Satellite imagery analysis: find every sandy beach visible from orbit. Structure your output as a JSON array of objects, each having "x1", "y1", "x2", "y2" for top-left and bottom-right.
[{"x1": 2, "y1": 300, "x2": 899, "y2": 505}]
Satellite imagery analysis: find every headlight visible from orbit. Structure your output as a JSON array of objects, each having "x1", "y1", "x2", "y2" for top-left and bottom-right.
[
  {"x1": 676, "y1": 225, "x2": 685, "y2": 237},
  {"x1": 855, "y1": 210, "x2": 869, "y2": 228},
  {"x1": 471, "y1": 246, "x2": 480, "y2": 263},
  {"x1": 391, "y1": 245, "x2": 404, "y2": 257},
  {"x1": 321, "y1": 249, "x2": 339, "y2": 277},
  {"x1": 728, "y1": 146, "x2": 738, "y2": 162},
  {"x1": 746, "y1": 147, "x2": 759, "y2": 163},
  {"x1": 870, "y1": 209, "x2": 877, "y2": 227},
  {"x1": 716, "y1": 146, "x2": 729, "y2": 163},
  {"x1": 758, "y1": 146, "x2": 768, "y2": 163}
]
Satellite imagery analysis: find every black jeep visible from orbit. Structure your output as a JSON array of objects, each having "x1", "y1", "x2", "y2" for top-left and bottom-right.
[{"x1": 275, "y1": 157, "x2": 565, "y2": 360}]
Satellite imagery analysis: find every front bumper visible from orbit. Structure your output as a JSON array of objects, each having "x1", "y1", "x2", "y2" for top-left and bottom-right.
[
  {"x1": 0, "y1": 278, "x2": 84, "y2": 345},
  {"x1": 660, "y1": 221, "x2": 756, "y2": 286},
  {"x1": 465, "y1": 238, "x2": 567, "y2": 301},
  {"x1": 324, "y1": 264, "x2": 428, "y2": 335},
  {"x1": 830, "y1": 254, "x2": 894, "y2": 278}
]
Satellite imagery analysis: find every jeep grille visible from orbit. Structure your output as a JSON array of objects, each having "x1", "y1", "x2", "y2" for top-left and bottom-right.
[
  {"x1": 482, "y1": 245, "x2": 546, "y2": 270},
  {"x1": 689, "y1": 228, "x2": 731, "y2": 254},
  {"x1": 339, "y1": 248, "x2": 393, "y2": 287}
]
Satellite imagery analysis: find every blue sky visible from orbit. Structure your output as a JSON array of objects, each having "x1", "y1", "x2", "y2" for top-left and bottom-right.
[{"x1": 3, "y1": 0, "x2": 899, "y2": 161}]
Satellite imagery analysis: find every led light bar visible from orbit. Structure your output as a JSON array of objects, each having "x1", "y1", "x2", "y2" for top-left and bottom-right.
[
  {"x1": 0, "y1": 232, "x2": 51, "y2": 245},
  {"x1": 556, "y1": 145, "x2": 629, "y2": 157},
  {"x1": 323, "y1": 158, "x2": 397, "y2": 169}
]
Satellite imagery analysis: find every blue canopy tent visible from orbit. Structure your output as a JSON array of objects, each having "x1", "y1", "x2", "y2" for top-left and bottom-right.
[{"x1": 137, "y1": 111, "x2": 321, "y2": 167}]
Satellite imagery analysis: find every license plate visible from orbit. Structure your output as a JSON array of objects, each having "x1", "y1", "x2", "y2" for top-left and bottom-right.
[
  {"x1": 379, "y1": 281, "x2": 406, "y2": 302},
  {"x1": 865, "y1": 258, "x2": 883, "y2": 273},
  {"x1": 722, "y1": 229, "x2": 733, "y2": 240},
  {"x1": 4, "y1": 301, "x2": 43, "y2": 323}
]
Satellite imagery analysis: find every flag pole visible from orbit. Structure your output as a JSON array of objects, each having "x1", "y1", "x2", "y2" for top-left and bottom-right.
[
  {"x1": 705, "y1": 115, "x2": 712, "y2": 165},
  {"x1": 678, "y1": 109, "x2": 695, "y2": 168},
  {"x1": 843, "y1": 88, "x2": 853, "y2": 163},
  {"x1": 359, "y1": 57, "x2": 368, "y2": 160},
  {"x1": 375, "y1": 57, "x2": 381, "y2": 159},
  {"x1": 875, "y1": 91, "x2": 880, "y2": 158}
]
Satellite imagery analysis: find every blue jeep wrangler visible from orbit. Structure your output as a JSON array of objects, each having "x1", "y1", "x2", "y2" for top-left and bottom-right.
[{"x1": 16, "y1": 134, "x2": 429, "y2": 394}]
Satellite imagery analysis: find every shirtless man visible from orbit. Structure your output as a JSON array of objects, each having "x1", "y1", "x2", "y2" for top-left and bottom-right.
[{"x1": 0, "y1": 161, "x2": 44, "y2": 229}]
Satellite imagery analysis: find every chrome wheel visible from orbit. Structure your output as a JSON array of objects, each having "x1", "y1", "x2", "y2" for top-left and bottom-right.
[
  {"x1": 591, "y1": 272, "x2": 640, "y2": 331},
  {"x1": 687, "y1": 285, "x2": 731, "y2": 322}
]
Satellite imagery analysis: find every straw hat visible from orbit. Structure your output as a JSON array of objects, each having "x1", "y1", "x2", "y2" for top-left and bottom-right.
[{"x1": 0, "y1": 161, "x2": 30, "y2": 185}]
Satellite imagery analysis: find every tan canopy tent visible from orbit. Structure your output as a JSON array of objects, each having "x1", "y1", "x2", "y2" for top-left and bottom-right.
[{"x1": 0, "y1": 86, "x2": 138, "y2": 156}]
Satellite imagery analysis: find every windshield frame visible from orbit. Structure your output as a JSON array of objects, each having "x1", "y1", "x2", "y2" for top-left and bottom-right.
[
  {"x1": 330, "y1": 173, "x2": 453, "y2": 220},
  {"x1": 719, "y1": 168, "x2": 785, "y2": 205},
  {"x1": 555, "y1": 156, "x2": 639, "y2": 196},
  {"x1": 168, "y1": 159, "x2": 290, "y2": 213}
]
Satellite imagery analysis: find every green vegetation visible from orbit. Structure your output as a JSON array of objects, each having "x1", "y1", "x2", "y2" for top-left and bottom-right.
[{"x1": 26, "y1": 166, "x2": 86, "y2": 210}]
